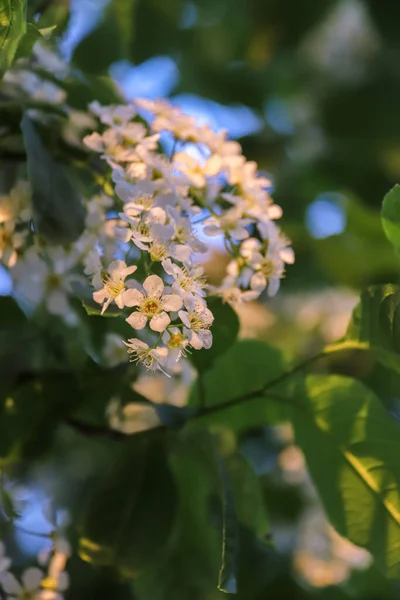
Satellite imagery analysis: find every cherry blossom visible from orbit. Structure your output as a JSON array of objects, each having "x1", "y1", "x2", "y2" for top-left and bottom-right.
[{"x1": 125, "y1": 274, "x2": 183, "y2": 332}]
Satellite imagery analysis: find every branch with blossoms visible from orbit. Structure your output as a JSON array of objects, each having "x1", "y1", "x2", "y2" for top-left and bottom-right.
[
  {"x1": 0, "y1": 34, "x2": 297, "y2": 598},
  {"x1": 3, "y1": 10, "x2": 400, "y2": 598},
  {"x1": 80, "y1": 97, "x2": 294, "y2": 375}
]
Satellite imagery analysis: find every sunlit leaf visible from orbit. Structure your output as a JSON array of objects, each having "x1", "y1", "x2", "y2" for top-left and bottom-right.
[
  {"x1": 294, "y1": 374, "x2": 400, "y2": 578},
  {"x1": 190, "y1": 339, "x2": 289, "y2": 430},
  {"x1": 327, "y1": 285, "x2": 400, "y2": 374},
  {"x1": 0, "y1": 0, "x2": 27, "y2": 74},
  {"x1": 14, "y1": 21, "x2": 41, "y2": 60}
]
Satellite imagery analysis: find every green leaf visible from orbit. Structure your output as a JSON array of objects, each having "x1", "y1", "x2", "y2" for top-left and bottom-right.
[
  {"x1": 189, "y1": 297, "x2": 240, "y2": 374},
  {"x1": 21, "y1": 114, "x2": 85, "y2": 244},
  {"x1": 113, "y1": 0, "x2": 136, "y2": 54},
  {"x1": 382, "y1": 184, "x2": 400, "y2": 251},
  {"x1": 14, "y1": 21, "x2": 41, "y2": 60},
  {"x1": 133, "y1": 430, "x2": 222, "y2": 599},
  {"x1": 79, "y1": 436, "x2": 177, "y2": 576},
  {"x1": 0, "y1": 372, "x2": 81, "y2": 462},
  {"x1": 35, "y1": 3, "x2": 69, "y2": 36},
  {"x1": 190, "y1": 339, "x2": 289, "y2": 431},
  {"x1": 0, "y1": 296, "x2": 44, "y2": 380},
  {"x1": 293, "y1": 374, "x2": 400, "y2": 578},
  {"x1": 72, "y1": 1, "x2": 127, "y2": 75},
  {"x1": 328, "y1": 284, "x2": 400, "y2": 374},
  {"x1": 312, "y1": 195, "x2": 399, "y2": 287},
  {"x1": 227, "y1": 453, "x2": 269, "y2": 540},
  {"x1": 63, "y1": 74, "x2": 122, "y2": 110},
  {"x1": 0, "y1": 0, "x2": 27, "y2": 74},
  {"x1": 214, "y1": 442, "x2": 238, "y2": 595}
]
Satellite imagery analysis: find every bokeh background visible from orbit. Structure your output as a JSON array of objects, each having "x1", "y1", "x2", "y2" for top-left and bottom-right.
[{"x1": 5, "y1": 0, "x2": 400, "y2": 598}]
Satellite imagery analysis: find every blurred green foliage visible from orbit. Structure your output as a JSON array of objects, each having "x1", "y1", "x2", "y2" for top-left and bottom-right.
[{"x1": 2, "y1": 1, "x2": 400, "y2": 599}]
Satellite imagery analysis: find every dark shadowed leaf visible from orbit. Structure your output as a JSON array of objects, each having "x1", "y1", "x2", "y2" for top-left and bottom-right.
[
  {"x1": 328, "y1": 285, "x2": 400, "y2": 374},
  {"x1": 21, "y1": 115, "x2": 85, "y2": 244},
  {"x1": 72, "y1": 0, "x2": 131, "y2": 75},
  {"x1": 79, "y1": 435, "x2": 177, "y2": 576},
  {"x1": 133, "y1": 430, "x2": 221, "y2": 599}
]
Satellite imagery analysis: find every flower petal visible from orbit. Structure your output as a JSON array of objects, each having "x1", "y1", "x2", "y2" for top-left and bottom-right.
[
  {"x1": 161, "y1": 258, "x2": 175, "y2": 276},
  {"x1": 231, "y1": 226, "x2": 249, "y2": 240},
  {"x1": 0, "y1": 556, "x2": 11, "y2": 572},
  {"x1": 161, "y1": 294, "x2": 183, "y2": 312},
  {"x1": 124, "y1": 338, "x2": 149, "y2": 351},
  {"x1": 112, "y1": 293, "x2": 124, "y2": 309},
  {"x1": 250, "y1": 272, "x2": 267, "y2": 292},
  {"x1": 126, "y1": 311, "x2": 147, "y2": 330},
  {"x1": 200, "y1": 330, "x2": 213, "y2": 349},
  {"x1": 269, "y1": 204, "x2": 283, "y2": 219},
  {"x1": 1, "y1": 572, "x2": 21, "y2": 594},
  {"x1": 178, "y1": 310, "x2": 191, "y2": 328},
  {"x1": 22, "y1": 567, "x2": 44, "y2": 591},
  {"x1": 93, "y1": 289, "x2": 107, "y2": 304},
  {"x1": 122, "y1": 288, "x2": 144, "y2": 307},
  {"x1": 281, "y1": 247, "x2": 295, "y2": 264},
  {"x1": 172, "y1": 244, "x2": 191, "y2": 262},
  {"x1": 120, "y1": 264, "x2": 138, "y2": 279},
  {"x1": 143, "y1": 274, "x2": 164, "y2": 298},
  {"x1": 267, "y1": 277, "x2": 280, "y2": 297},
  {"x1": 112, "y1": 403, "x2": 161, "y2": 434},
  {"x1": 188, "y1": 331, "x2": 203, "y2": 350},
  {"x1": 150, "y1": 311, "x2": 170, "y2": 332},
  {"x1": 47, "y1": 290, "x2": 69, "y2": 316},
  {"x1": 58, "y1": 571, "x2": 70, "y2": 592},
  {"x1": 108, "y1": 260, "x2": 126, "y2": 274},
  {"x1": 203, "y1": 224, "x2": 220, "y2": 236}
]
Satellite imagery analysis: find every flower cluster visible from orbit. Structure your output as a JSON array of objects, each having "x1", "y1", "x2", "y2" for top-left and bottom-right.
[
  {"x1": 0, "y1": 92, "x2": 293, "y2": 373},
  {"x1": 82, "y1": 98, "x2": 294, "y2": 373}
]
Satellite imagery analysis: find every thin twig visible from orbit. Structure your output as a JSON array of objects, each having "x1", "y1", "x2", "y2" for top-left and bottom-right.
[{"x1": 65, "y1": 349, "x2": 329, "y2": 440}]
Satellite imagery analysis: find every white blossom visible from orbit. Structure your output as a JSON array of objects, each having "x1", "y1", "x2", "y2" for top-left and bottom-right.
[
  {"x1": 79, "y1": 98, "x2": 294, "y2": 369},
  {"x1": 178, "y1": 296, "x2": 214, "y2": 350},
  {"x1": 89, "y1": 101, "x2": 137, "y2": 127},
  {"x1": 125, "y1": 274, "x2": 182, "y2": 332},
  {"x1": 124, "y1": 338, "x2": 171, "y2": 373},
  {"x1": 173, "y1": 152, "x2": 221, "y2": 188},
  {"x1": 162, "y1": 259, "x2": 206, "y2": 300},
  {"x1": 11, "y1": 247, "x2": 79, "y2": 317},
  {"x1": 203, "y1": 207, "x2": 252, "y2": 241},
  {"x1": 93, "y1": 260, "x2": 137, "y2": 314},
  {"x1": 162, "y1": 327, "x2": 189, "y2": 359}
]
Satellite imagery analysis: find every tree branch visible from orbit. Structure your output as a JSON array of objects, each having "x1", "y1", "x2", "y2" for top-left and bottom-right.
[{"x1": 65, "y1": 349, "x2": 329, "y2": 440}]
